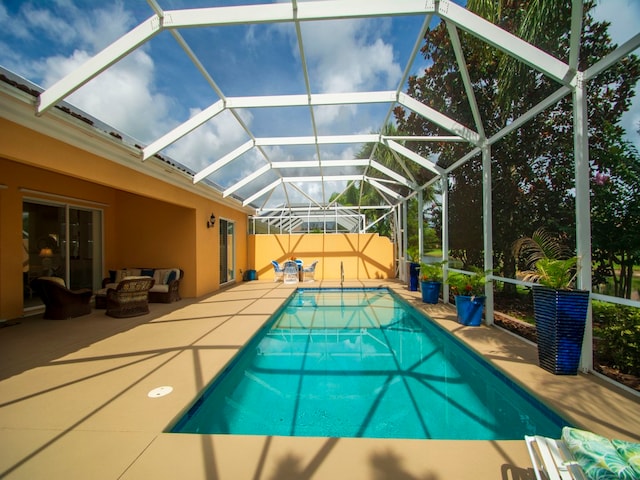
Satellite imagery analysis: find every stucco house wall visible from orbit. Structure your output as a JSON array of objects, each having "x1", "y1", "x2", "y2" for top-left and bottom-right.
[{"x1": 0, "y1": 117, "x2": 250, "y2": 320}]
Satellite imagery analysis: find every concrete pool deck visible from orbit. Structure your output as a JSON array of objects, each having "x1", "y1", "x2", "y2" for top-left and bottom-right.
[{"x1": 1, "y1": 280, "x2": 638, "y2": 479}]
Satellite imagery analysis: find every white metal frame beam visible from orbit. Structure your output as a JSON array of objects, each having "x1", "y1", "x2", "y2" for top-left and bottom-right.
[
  {"x1": 397, "y1": 93, "x2": 482, "y2": 146},
  {"x1": 385, "y1": 139, "x2": 444, "y2": 176},
  {"x1": 223, "y1": 164, "x2": 271, "y2": 198},
  {"x1": 163, "y1": 0, "x2": 435, "y2": 29},
  {"x1": 440, "y1": 1, "x2": 573, "y2": 84},
  {"x1": 194, "y1": 140, "x2": 254, "y2": 183},
  {"x1": 143, "y1": 100, "x2": 225, "y2": 161},
  {"x1": 145, "y1": 94, "x2": 393, "y2": 160}
]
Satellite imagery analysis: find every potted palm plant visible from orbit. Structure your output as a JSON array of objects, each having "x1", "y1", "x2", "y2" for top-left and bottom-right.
[
  {"x1": 446, "y1": 267, "x2": 490, "y2": 326},
  {"x1": 419, "y1": 260, "x2": 446, "y2": 304},
  {"x1": 513, "y1": 229, "x2": 590, "y2": 375},
  {"x1": 407, "y1": 246, "x2": 421, "y2": 292}
]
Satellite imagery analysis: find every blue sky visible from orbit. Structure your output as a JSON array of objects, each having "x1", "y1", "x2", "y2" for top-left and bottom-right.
[{"x1": 0, "y1": 0, "x2": 638, "y2": 206}]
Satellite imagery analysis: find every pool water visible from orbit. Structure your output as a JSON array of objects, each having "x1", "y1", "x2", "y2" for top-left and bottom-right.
[{"x1": 170, "y1": 288, "x2": 569, "y2": 439}]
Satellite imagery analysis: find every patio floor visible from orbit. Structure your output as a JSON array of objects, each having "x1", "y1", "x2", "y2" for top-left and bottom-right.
[{"x1": 1, "y1": 280, "x2": 638, "y2": 479}]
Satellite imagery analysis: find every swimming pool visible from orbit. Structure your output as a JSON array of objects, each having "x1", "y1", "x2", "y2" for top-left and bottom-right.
[{"x1": 170, "y1": 288, "x2": 570, "y2": 439}]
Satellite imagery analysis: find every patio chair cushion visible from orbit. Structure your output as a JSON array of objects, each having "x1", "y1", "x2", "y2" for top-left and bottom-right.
[
  {"x1": 116, "y1": 269, "x2": 141, "y2": 282},
  {"x1": 612, "y1": 439, "x2": 640, "y2": 476},
  {"x1": 40, "y1": 276, "x2": 65, "y2": 287},
  {"x1": 152, "y1": 268, "x2": 180, "y2": 286},
  {"x1": 562, "y1": 427, "x2": 640, "y2": 479}
]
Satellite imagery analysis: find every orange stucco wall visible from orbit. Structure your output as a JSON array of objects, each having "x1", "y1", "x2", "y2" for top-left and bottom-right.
[
  {"x1": 249, "y1": 233, "x2": 395, "y2": 281},
  {"x1": 0, "y1": 117, "x2": 249, "y2": 320},
  {"x1": 0, "y1": 114, "x2": 396, "y2": 320}
]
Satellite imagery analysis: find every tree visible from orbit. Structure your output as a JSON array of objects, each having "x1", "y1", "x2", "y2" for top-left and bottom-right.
[
  {"x1": 591, "y1": 132, "x2": 640, "y2": 298},
  {"x1": 394, "y1": 1, "x2": 640, "y2": 293},
  {"x1": 466, "y1": 0, "x2": 569, "y2": 111}
]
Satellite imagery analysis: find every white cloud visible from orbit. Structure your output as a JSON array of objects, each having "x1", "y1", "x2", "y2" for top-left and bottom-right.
[
  {"x1": 592, "y1": 0, "x2": 640, "y2": 144},
  {"x1": 42, "y1": 49, "x2": 174, "y2": 143},
  {"x1": 21, "y1": 0, "x2": 134, "y2": 52},
  {"x1": 76, "y1": 2, "x2": 135, "y2": 52},
  {"x1": 0, "y1": 0, "x2": 170, "y2": 143},
  {"x1": 0, "y1": 3, "x2": 30, "y2": 40},
  {"x1": 276, "y1": 18, "x2": 401, "y2": 132},
  {"x1": 21, "y1": 3, "x2": 79, "y2": 46},
  {"x1": 313, "y1": 104, "x2": 357, "y2": 126},
  {"x1": 302, "y1": 19, "x2": 401, "y2": 93}
]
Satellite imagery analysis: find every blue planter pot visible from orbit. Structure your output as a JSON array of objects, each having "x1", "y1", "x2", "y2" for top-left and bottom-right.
[
  {"x1": 420, "y1": 281, "x2": 441, "y2": 304},
  {"x1": 455, "y1": 295, "x2": 485, "y2": 326},
  {"x1": 532, "y1": 286, "x2": 589, "y2": 375},
  {"x1": 408, "y1": 262, "x2": 420, "y2": 291}
]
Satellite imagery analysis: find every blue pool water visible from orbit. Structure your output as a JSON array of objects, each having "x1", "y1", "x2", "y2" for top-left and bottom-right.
[{"x1": 170, "y1": 288, "x2": 570, "y2": 439}]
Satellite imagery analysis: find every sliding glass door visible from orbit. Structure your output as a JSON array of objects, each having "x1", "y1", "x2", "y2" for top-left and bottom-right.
[
  {"x1": 23, "y1": 200, "x2": 102, "y2": 308},
  {"x1": 219, "y1": 219, "x2": 235, "y2": 284}
]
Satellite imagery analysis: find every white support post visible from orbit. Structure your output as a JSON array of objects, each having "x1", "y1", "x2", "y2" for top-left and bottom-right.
[
  {"x1": 418, "y1": 190, "x2": 424, "y2": 260},
  {"x1": 573, "y1": 72, "x2": 593, "y2": 372},
  {"x1": 482, "y1": 144, "x2": 494, "y2": 325},
  {"x1": 442, "y1": 175, "x2": 450, "y2": 304},
  {"x1": 395, "y1": 205, "x2": 403, "y2": 280},
  {"x1": 402, "y1": 200, "x2": 408, "y2": 283}
]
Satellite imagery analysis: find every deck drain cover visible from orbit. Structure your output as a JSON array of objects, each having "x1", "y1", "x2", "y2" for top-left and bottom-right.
[{"x1": 148, "y1": 386, "x2": 173, "y2": 398}]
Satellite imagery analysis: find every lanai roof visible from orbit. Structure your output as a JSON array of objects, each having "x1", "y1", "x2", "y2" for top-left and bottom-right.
[{"x1": 2, "y1": 1, "x2": 639, "y2": 215}]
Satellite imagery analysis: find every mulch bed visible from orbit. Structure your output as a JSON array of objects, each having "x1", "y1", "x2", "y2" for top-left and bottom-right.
[{"x1": 494, "y1": 312, "x2": 537, "y2": 343}]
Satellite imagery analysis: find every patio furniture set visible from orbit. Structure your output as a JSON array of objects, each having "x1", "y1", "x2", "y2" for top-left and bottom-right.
[
  {"x1": 32, "y1": 267, "x2": 183, "y2": 320},
  {"x1": 271, "y1": 259, "x2": 318, "y2": 284}
]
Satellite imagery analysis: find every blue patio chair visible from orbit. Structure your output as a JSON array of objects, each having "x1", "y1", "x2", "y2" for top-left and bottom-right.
[{"x1": 271, "y1": 260, "x2": 284, "y2": 282}]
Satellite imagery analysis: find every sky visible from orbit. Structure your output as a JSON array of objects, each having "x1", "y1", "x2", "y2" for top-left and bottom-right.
[{"x1": 0, "y1": 0, "x2": 638, "y2": 208}]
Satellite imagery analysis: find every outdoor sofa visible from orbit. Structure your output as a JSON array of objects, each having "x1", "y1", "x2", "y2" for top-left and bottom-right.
[{"x1": 101, "y1": 268, "x2": 183, "y2": 303}]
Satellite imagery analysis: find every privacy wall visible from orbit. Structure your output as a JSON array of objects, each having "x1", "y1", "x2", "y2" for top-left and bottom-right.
[{"x1": 249, "y1": 233, "x2": 395, "y2": 281}]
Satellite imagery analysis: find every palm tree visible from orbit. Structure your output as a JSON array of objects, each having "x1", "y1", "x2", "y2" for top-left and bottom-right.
[
  {"x1": 466, "y1": 0, "x2": 572, "y2": 109},
  {"x1": 512, "y1": 228, "x2": 577, "y2": 288}
]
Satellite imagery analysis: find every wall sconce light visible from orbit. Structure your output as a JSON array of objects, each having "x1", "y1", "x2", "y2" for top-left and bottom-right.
[{"x1": 207, "y1": 213, "x2": 216, "y2": 229}]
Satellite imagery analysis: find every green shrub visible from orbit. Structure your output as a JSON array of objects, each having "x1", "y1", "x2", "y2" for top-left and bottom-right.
[{"x1": 593, "y1": 302, "x2": 640, "y2": 377}]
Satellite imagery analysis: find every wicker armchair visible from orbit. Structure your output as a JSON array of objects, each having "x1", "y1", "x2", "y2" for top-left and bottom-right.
[
  {"x1": 283, "y1": 260, "x2": 299, "y2": 284},
  {"x1": 105, "y1": 276, "x2": 155, "y2": 318},
  {"x1": 301, "y1": 260, "x2": 319, "y2": 282},
  {"x1": 32, "y1": 276, "x2": 93, "y2": 320}
]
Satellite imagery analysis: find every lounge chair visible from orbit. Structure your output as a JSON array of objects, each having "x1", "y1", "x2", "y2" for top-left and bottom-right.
[
  {"x1": 283, "y1": 260, "x2": 299, "y2": 284},
  {"x1": 301, "y1": 260, "x2": 318, "y2": 282},
  {"x1": 526, "y1": 427, "x2": 640, "y2": 480},
  {"x1": 271, "y1": 261, "x2": 284, "y2": 282},
  {"x1": 31, "y1": 276, "x2": 93, "y2": 320}
]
